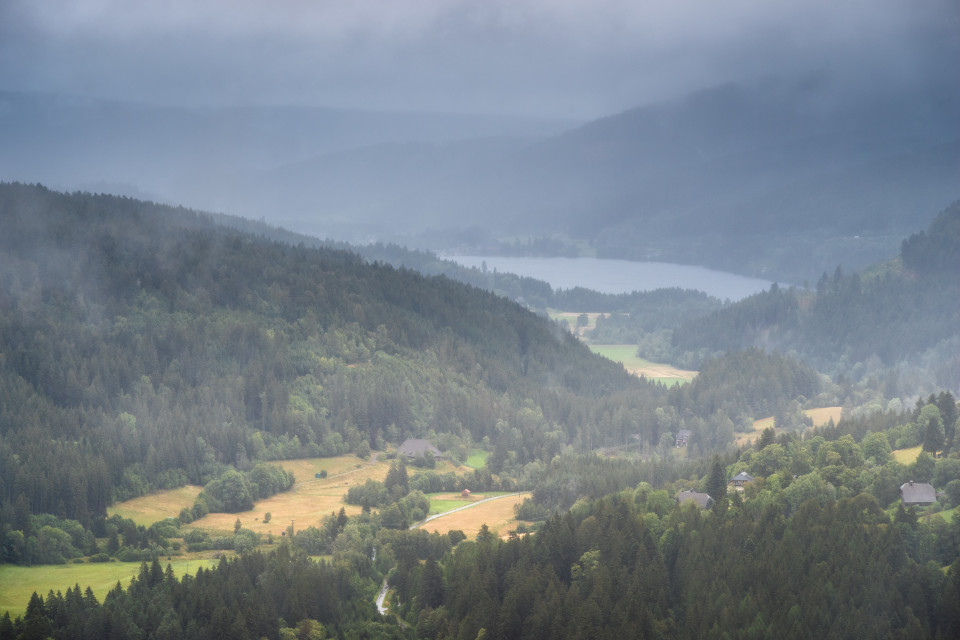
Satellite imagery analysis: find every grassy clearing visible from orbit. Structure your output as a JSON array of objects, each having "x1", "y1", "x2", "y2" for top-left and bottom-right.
[
  {"x1": 892, "y1": 445, "x2": 923, "y2": 465},
  {"x1": 0, "y1": 557, "x2": 218, "y2": 617},
  {"x1": 107, "y1": 485, "x2": 203, "y2": 526},
  {"x1": 464, "y1": 450, "x2": 488, "y2": 469},
  {"x1": 429, "y1": 499, "x2": 472, "y2": 514},
  {"x1": 589, "y1": 345, "x2": 697, "y2": 385},
  {"x1": 936, "y1": 506, "x2": 958, "y2": 524},
  {"x1": 418, "y1": 493, "x2": 530, "y2": 539}
]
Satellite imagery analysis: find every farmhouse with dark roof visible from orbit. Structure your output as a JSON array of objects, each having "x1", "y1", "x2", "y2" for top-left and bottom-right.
[
  {"x1": 676, "y1": 489, "x2": 713, "y2": 509},
  {"x1": 397, "y1": 438, "x2": 442, "y2": 459},
  {"x1": 899, "y1": 481, "x2": 936, "y2": 506}
]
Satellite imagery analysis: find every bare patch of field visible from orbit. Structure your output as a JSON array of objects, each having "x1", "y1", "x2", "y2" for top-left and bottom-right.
[
  {"x1": 418, "y1": 493, "x2": 530, "y2": 539},
  {"x1": 107, "y1": 486, "x2": 203, "y2": 526}
]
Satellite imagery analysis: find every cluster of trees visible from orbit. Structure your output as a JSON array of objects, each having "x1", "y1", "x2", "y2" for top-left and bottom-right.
[
  {"x1": 2, "y1": 511, "x2": 182, "y2": 566},
  {"x1": 390, "y1": 392, "x2": 960, "y2": 638},
  {"x1": 191, "y1": 465, "x2": 295, "y2": 517},
  {"x1": 1, "y1": 547, "x2": 404, "y2": 640},
  {"x1": 398, "y1": 492, "x2": 960, "y2": 640}
]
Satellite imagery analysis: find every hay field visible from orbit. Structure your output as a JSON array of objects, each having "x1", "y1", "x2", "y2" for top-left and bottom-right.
[
  {"x1": 191, "y1": 455, "x2": 390, "y2": 535},
  {"x1": 734, "y1": 407, "x2": 844, "y2": 447},
  {"x1": 418, "y1": 492, "x2": 530, "y2": 539},
  {"x1": 107, "y1": 485, "x2": 203, "y2": 526}
]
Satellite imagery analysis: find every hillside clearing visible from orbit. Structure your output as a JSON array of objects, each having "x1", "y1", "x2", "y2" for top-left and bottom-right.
[
  {"x1": 735, "y1": 407, "x2": 844, "y2": 447},
  {"x1": 892, "y1": 445, "x2": 923, "y2": 465},
  {"x1": 589, "y1": 345, "x2": 697, "y2": 385},
  {"x1": 107, "y1": 485, "x2": 203, "y2": 526}
]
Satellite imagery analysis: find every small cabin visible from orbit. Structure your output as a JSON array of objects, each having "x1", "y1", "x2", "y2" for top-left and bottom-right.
[{"x1": 729, "y1": 472, "x2": 754, "y2": 491}]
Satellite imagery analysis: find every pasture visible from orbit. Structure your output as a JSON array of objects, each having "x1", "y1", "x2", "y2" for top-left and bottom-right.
[{"x1": 0, "y1": 557, "x2": 218, "y2": 617}]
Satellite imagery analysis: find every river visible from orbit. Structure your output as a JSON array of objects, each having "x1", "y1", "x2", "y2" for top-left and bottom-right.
[{"x1": 448, "y1": 256, "x2": 776, "y2": 301}]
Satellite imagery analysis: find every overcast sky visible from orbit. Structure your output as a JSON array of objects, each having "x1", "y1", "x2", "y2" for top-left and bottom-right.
[{"x1": 1, "y1": 0, "x2": 957, "y2": 118}]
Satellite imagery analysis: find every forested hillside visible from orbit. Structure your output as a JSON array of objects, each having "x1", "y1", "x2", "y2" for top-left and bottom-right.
[
  {"x1": 669, "y1": 201, "x2": 960, "y2": 393},
  {"x1": 0, "y1": 183, "x2": 671, "y2": 528}
]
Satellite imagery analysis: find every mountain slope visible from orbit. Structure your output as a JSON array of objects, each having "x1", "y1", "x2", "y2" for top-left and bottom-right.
[
  {"x1": 248, "y1": 74, "x2": 960, "y2": 281},
  {"x1": 670, "y1": 200, "x2": 960, "y2": 392},
  {"x1": 0, "y1": 183, "x2": 659, "y2": 527}
]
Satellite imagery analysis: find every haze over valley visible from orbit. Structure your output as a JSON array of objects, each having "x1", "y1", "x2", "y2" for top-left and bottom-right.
[{"x1": 2, "y1": 2, "x2": 960, "y2": 639}]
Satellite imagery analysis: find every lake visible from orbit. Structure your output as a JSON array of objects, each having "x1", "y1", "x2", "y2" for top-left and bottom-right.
[{"x1": 448, "y1": 256, "x2": 776, "y2": 301}]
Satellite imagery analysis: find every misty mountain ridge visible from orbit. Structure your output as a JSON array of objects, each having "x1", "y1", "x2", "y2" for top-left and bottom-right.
[
  {"x1": 0, "y1": 90, "x2": 572, "y2": 204},
  {"x1": 2, "y1": 72, "x2": 958, "y2": 283}
]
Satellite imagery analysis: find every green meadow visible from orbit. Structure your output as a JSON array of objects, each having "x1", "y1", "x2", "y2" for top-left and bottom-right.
[{"x1": 0, "y1": 558, "x2": 218, "y2": 617}]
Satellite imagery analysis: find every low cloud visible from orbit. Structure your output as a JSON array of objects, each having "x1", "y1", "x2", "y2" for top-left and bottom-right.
[{"x1": 1, "y1": 0, "x2": 957, "y2": 116}]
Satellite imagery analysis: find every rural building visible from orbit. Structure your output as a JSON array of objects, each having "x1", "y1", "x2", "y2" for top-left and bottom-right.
[
  {"x1": 676, "y1": 430, "x2": 692, "y2": 447},
  {"x1": 729, "y1": 472, "x2": 754, "y2": 491},
  {"x1": 899, "y1": 481, "x2": 936, "y2": 506},
  {"x1": 461, "y1": 489, "x2": 471, "y2": 498},
  {"x1": 398, "y1": 438, "x2": 443, "y2": 459},
  {"x1": 676, "y1": 489, "x2": 713, "y2": 509}
]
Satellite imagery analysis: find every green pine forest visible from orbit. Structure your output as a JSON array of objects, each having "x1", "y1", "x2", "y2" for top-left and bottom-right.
[{"x1": 2, "y1": 182, "x2": 960, "y2": 639}]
